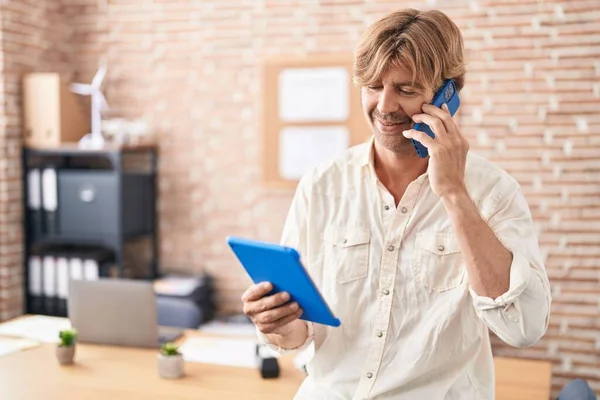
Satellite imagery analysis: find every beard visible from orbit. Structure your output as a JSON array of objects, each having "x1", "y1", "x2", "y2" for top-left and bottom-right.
[{"x1": 370, "y1": 108, "x2": 415, "y2": 155}]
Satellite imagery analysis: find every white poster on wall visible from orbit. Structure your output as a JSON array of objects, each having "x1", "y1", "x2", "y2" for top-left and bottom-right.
[
  {"x1": 279, "y1": 126, "x2": 349, "y2": 180},
  {"x1": 278, "y1": 67, "x2": 349, "y2": 122}
]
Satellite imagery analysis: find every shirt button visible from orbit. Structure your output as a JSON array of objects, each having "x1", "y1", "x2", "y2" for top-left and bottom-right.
[
  {"x1": 401, "y1": 207, "x2": 408, "y2": 213},
  {"x1": 382, "y1": 289, "x2": 390, "y2": 295},
  {"x1": 366, "y1": 372, "x2": 373, "y2": 379},
  {"x1": 343, "y1": 239, "x2": 348, "y2": 244},
  {"x1": 388, "y1": 245, "x2": 394, "y2": 251},
  {"x1": 384, "y1": 205, "x2": 390, "y2": 210},
  {"x1": 438, "y1": 245, "x2": 445, "y2": 252},
  {"x1": 376, "y1": 331, "x2": 383, "y2": 338}
]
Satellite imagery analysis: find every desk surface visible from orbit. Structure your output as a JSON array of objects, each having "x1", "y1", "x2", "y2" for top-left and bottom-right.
[
  {"x1": 0, "y1": 330, "x2": 303, "y2": 400},
  {"x1": 0, "y1": 316, "x2": 552, "y2": 400},
  {"x1": 494, "y1": 356, "x2": 552, "y2": 400}
]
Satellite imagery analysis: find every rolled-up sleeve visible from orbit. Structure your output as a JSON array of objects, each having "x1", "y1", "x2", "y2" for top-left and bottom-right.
[
  {"x1": 255, "y1": 174, "x2": 316, "y2": 355},
  {"x1": 470, "y1": 181, "x2": 552, "y2": 348}
]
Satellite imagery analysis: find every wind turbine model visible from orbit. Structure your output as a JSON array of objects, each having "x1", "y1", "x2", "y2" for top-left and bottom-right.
[{"x1": 70, "y1": 64, "x2": 109, "y2": 149}]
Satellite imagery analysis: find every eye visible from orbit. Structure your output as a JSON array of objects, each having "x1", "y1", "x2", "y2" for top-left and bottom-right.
[
  {"x1": 367, "y1": 85, "x2": 383, "y2": 91},
  {"x1": 398, "y1": 88, "x2": 418, "y2": 97}
]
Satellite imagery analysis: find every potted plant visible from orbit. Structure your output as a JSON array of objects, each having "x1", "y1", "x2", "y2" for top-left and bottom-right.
[
  {"x1": 157, "y1": 342, "x2": 184, "y2": 379},
  {"x1": 56, "y1": 329, "x2": 77, "y2": 365}
]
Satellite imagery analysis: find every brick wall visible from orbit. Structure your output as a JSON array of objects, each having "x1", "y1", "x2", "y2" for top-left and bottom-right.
[
  {"x1": 0, "y1": 1, "x2": 75, "y2": 321},
  {"x1": 449, "y1": 1, "x2": 600, "y2": 396},
  {"x1": 1, "y1": 0, "x2": 598, "y2": 396}
]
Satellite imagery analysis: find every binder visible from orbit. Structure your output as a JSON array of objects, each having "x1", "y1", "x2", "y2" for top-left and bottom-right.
[
  {"x1": 41, "y1": 167, "x2": 58, "y2": 235},
  {"x1": 28, "y1": 246, "x2": 115, "y2": 317},
  {"x1": 26, "y1": 169, "x2": 43, "y2": 238},
  {"x1": 83, "y1": 258, "x2": 99, "y2": 281},
  {"x1": 27, "y1": 255, "x2": 43, "y2": 314},
  {"x1": 69, "y1": 257, "x2": 84, "y2": 281},
  {"x1": 56, "y1": 256, "x2": 70, "y2": 317},
  {"x1": 42, "y1": 255, "x2": 58, "y2": 315},
  {"x1": 82, "y1": 247, "x2": 113, "y2": 279}
]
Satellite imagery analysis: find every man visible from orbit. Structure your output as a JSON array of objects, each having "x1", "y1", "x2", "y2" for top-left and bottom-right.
[{"x1": 242, "y1": 8, "x2": 551, "y2": 399}]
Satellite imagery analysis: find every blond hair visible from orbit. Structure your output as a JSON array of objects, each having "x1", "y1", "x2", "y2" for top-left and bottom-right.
[{"x1": 353, "y1": 9, "x2": 466, "y2": 93}]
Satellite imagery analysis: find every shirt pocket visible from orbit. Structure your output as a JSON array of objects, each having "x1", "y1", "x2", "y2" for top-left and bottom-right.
[
  {"x1": 412, "y1": 231, "x2": 465, "y2": 292},
  {"x1": 323, "y1": 225, "x2": 371, "y2": 284}
]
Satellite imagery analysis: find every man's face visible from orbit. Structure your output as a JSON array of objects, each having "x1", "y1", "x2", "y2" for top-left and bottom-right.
[{"x1": 361, "y1": 66, "x2": 432, "y2": 154}]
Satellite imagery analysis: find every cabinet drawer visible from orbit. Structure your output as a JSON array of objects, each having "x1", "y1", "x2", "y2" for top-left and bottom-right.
[{"x1": 58, "y1": 171, "x2": 118, "y2": 237}]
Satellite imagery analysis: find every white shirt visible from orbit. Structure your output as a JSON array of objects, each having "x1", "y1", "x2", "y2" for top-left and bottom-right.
[{"x1": 258, "y1": 138, "x2": 552, "y2": 400}]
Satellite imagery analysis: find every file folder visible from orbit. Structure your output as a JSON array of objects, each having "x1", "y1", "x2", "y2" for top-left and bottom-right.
[
  {"x1": 28, "y1": 246, "x2": 116, "y2": 317},
  {"x1": 41, "y1": 167, "x2": 58, "y2": 235},
  {"x1": 83, "y1": 247, "x2": 113, "y2": 279},
  {"x1": 27, "y1": 255, "x2": 43, "y2": 314},
  {"x1": 42, "y1": 255, "x2": 58, "y2": 315},
  {"x1": 56, "y1": 256, "x2": 70, "y2": 317},
  {"x1": 26, "y1": 169, "x2": 43, "y2": 238},
  {"x1": 83, "y1": 258, "x2": 99, "y2": 281},
  {"x1": 69, "y1": 257, "x2": 84, "y2": 281}
]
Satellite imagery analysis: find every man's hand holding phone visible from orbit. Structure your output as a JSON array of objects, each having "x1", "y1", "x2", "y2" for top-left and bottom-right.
[{"x1": 403, "y1": 103, "x2": 469, "y2": 200}]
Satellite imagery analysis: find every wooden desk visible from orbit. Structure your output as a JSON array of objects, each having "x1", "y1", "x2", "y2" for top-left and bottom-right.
[
  {"x1": 0, "y1": 330, "x2": 304, "y2": 400},
  {"x1": 0, "y1": 317, "x2": 552, "y2": 400},
  {"x1": 494, "y1": 356, "x2": 553, "y2": 400}
]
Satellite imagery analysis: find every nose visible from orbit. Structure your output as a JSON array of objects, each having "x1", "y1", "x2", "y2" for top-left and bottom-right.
[{"x1": 376, "y1": 88, "x2": 400, "y2": 116}]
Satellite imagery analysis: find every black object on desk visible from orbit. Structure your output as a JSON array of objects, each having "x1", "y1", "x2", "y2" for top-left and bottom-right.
[{"x1": 256, "y1": 343, "x2": 280, "y2": 379}]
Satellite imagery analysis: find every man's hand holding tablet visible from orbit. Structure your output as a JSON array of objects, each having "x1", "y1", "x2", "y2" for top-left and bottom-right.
[
  {"x1": 241, "y1": 282, "x2": 309, "y2": 350},
  {"x1": 229, "y1": 236, "x2": 340, "y2": 350}
]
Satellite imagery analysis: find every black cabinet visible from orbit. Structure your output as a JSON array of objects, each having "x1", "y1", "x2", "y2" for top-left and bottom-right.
[
  {"x1": 22, "y1": 146, "x2": 159, "y2": 316},
  {"x1": 58, "y1": 171, "x2": 120, "y2": 237},
  {"x1": 56, "y1": 170, "x2": 153, "y2": 238}
]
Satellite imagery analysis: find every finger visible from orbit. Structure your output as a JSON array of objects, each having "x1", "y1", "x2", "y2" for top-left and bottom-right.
[
  {"x1": 421, "y1": 103, "x2": 456, "y2": 133},
  {"x1": 259, "y1": 309, "x2": 303, "y2": 334},
  {"x1": 422, "y1": 102, "x2": 453, "y2": 118},
  {"x1": 411, "y1": 113, "x2": 447, "y2": 138},
  {"x1": 403, "y1": 129, "x2": 437, "y2": 150},
  {"x1": 241, "y1": 282, "x2": 272, "y2": 302},
  {"x1": 244, "y1": 291, "x2": 290, "y2": 315},
  {"x1": 256, "y1": 301, "x2": 299, "y2": 324}
]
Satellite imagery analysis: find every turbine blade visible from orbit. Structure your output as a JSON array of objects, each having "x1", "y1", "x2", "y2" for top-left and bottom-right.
[
  {"x1": 70, "y1": 83, "x2": 93, "y2": 95},
  {"x1": 95, "y1": 91, "x2": 109, "y2": 111},
  {"x1": 91, "y1": 65, "x2": 107, "y2": 88}
]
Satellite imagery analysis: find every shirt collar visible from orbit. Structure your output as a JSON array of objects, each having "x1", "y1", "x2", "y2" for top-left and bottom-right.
[
  {"x1": 349, "y1": 135, "x2": 430, "y2": 184},
  {"x1": 348, "y1": 135, "x2": 378, "y2": 182},
  {"x1": 348, "y1": 135, "x2": 374, "y2": 168}
]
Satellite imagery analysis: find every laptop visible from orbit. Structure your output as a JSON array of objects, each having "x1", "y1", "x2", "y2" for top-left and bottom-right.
[{"x1": 68, "y1": 278, "x2": 184, "y2": 348}]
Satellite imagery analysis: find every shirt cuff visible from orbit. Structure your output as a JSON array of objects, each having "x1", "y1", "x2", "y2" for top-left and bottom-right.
[
  {"x1": 256, "y1": 321, "x2": 315, "y2": 356},
  {"x1": 470, "y1": 251, "x2": 532, "y2": 311}
]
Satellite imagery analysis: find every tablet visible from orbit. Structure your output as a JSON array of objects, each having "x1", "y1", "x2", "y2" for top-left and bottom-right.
[{"x1": 227, "y1": 236, "x2": 341, "y2": 327}]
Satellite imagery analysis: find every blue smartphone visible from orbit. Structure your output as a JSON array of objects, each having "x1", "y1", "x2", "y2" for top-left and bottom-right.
[{"x1": 412, "y1": 79, "x2": 460, "y2": 158}]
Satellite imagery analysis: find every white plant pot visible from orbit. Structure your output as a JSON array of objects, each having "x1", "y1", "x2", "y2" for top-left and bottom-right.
[
  {"x1": 56, "y1": 345, "x2": 76, "y2": 365},
  {"x1": 157, "y1": 353, "x2": 184, "y2": 379}
]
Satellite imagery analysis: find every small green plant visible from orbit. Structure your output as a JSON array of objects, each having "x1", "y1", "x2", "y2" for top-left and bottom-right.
[
  {"x1": 160, "y1": 342, "x2": 181, "y2": 356},
  {"x1": 58, "y1": 329, "x2": 77, "y2": 347}
]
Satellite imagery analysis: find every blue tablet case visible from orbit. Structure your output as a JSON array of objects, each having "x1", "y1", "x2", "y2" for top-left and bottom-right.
[{"x1": 227, "y1": 236, "x2": 341, "y2": 327}]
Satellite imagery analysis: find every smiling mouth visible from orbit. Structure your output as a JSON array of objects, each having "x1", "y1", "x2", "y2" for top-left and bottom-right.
[
  {"x1": 376, "y1": 119, "x2": 411, "y2": 128},
  {"x1": 378, "y1": 120, "x2": 403, "y2": 126}
]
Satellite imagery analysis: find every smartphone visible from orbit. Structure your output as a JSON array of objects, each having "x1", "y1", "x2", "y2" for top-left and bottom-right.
[{"x1": 411, "y1": 79, "x2": 460, "y2": 158}]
